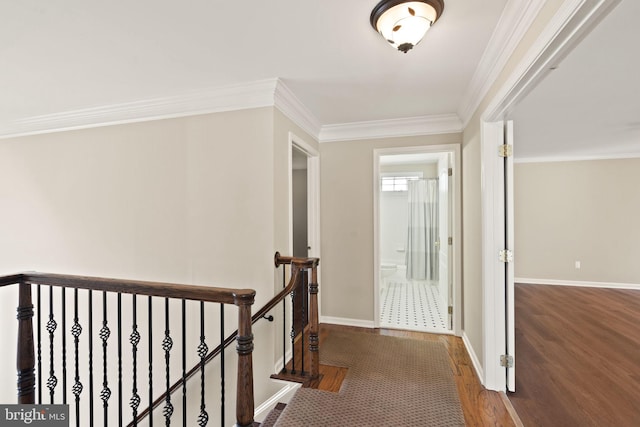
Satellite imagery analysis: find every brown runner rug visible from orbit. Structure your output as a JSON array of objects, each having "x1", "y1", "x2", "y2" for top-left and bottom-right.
[{"x1": 273, "y1": 331, "x2": 465, "y2": 426}]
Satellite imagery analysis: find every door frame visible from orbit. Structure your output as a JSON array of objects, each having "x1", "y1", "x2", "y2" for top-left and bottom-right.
[
  {"x1": 478, "y1": 0, "x2": 620, "y2": 391},
  {"x1": 288, "y1": 132, "x2": 320, "y2": 260},
  {"x1": 373, "y1": 144, "x2": 462, "y2": 336}
]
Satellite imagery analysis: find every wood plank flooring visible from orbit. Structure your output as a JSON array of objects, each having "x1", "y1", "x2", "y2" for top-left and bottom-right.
[
  {"x1": 317, "y1": 324, "x2": 516, "y2": 426},
  {"x1": 509, "y1": 284, "x2": 640, "y2": 427}
]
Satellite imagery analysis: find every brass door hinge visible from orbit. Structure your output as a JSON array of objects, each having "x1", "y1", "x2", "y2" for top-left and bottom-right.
[
  {"x1": 499, "y1": 249, "x2": 513, "y2": 263},
  {"x1": 498, "y1": 144, "x2": 513, "y2": 157},
  {"x1": 500, "y1": 354, "x2": 514, "y2": 368}
]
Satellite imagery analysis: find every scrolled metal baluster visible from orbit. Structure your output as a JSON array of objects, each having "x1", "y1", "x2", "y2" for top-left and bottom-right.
[
  {"x1": 47, "y1": 286, "x2": 57, "y2": 403},
  {"x1": 72, "y1": 288, "x2": 83, "y2": 425},
  {"x1": 99, "y1": 291, "x2": 111, "y2": 424},
  {"x1": 130, "y1": 295, "x2": 141, "y2": 425},
  {"x1": 289, "y1": 287, "x2": 297, "y2": 374},
  {"x1": 197, "y1": 302, "x2": 209, "y2": 426},
  {"x1": 162, "y1": 298, "x2": 174, "y2": 425}
]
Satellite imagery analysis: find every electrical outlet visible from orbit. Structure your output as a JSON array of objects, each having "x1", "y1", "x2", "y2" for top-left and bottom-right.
[{"x1": 575, "y1": 261, "x2": 581, "y2": 269}]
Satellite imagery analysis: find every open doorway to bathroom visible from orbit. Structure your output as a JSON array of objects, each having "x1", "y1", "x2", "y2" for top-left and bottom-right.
[{"x1": 374, "y1": 146, "x2": 460, "y2": 334}]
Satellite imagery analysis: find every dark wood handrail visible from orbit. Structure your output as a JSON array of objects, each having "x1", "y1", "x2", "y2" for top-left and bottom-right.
[{"x1": 0, "y1": 272, "x2": 255, "y2": 305}]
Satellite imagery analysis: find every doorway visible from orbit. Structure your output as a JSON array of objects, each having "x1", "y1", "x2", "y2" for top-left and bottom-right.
[
  {"x1": 374, "y1": 145, "x2": 461, "y2": 335},
  {"x1": 289, "y1": 133, "x2": 320, "y2": 334}
]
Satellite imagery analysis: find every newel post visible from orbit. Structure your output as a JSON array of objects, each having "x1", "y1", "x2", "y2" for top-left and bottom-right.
[
  {"x1": 17, "y1": 282, "x2": 36, "y2": 403},
  {"x1": 308, "y1": 261, "x2": 320, "y2": 380},
  {"x1": 235, "y1": 292, "x2": 256, "y2": 427}
]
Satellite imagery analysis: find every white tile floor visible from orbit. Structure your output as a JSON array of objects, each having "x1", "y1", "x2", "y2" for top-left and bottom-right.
[{"x1": 380, "y1": 277, "x2": 449, "y2": 333}]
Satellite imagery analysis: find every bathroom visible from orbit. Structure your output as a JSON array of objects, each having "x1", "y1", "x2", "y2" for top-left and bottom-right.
[{"x1": 378, "y1": 151, "x2": 451, "y2": 333}]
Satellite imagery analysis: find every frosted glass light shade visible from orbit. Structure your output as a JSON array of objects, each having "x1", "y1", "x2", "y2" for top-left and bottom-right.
[{"x1": 370, "y1": 0, "x2": 444, "y2": 53}]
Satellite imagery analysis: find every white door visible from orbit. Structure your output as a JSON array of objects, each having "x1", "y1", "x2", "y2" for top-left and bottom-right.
[
  {"x1": 505, "y1": 121, "x2": 516, "y2": 392},
  {"x1": 437, "y1": 155, "x2": 450, "y2": 328}
]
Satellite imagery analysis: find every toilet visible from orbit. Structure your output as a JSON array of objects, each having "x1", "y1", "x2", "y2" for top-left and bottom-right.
[{"x1": 380, "y1": 263, "x2": 397, "y2": 279}]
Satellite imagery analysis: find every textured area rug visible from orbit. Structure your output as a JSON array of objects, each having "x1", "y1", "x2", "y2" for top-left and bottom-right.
[{"x1": 274, "y1": 331, "x2": 465, "y2": 426}]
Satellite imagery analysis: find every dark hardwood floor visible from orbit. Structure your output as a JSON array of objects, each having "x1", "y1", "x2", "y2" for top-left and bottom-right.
[
  {"x1": 316, "y1": 324, "x2": 517, "y2": 426},
  {"x1": 509, "y1": 284, "x2": 640, "y2": 427}
]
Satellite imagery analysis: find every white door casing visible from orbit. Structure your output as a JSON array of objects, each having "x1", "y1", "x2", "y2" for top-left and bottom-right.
[{"x1": 437, "y1": 154, "x2": 450, "y2": 325}]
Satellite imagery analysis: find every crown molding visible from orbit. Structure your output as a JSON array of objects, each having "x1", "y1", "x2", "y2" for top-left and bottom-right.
[
  {"x1": 319, "y1": 114, "x2": 462, "y2": 143},
  {"x1": 457, "y1": 0, "x2": 546, "y2": 127},
  {"x1": 482, "y1": 0, "x2": 620, "y2": 122},
  {"x1": 273, "y1": 79, "x2": 322, "y2": 139},
  {"x1": 0, "y1": 79, "x2": 280, "y2": 140}
]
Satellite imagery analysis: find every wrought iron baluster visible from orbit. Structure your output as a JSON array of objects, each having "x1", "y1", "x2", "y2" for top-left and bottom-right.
[
  {"x1": 62, "y1": 287, "x2": 67, "y2": 405},
  {"x1": 181, "y1": 299, "x2": 186, "y2": 426},
  {"x1": 88, "y1": 290, "x2": 94, "y2": 426},
  {"x1": 100, "y1": 291, "x2": 111, "y2": 425},
  {"x1": 148, "y1": 296, "x2": 153, "y2": 427},
  {"x1": 220, "y1": 304, "x2": 225, "y2": 426},
  {"x1": 117, "y1": 293, "x2": 123, "y2": 427},
  {"x1": 162, "y1": 298, "x2": 173, "y2": 426},
  {"x1": 301, "y1": 269, "x2": 307, "y2": 376},
  {"x1": 289, "y1": 286, "x2": 297, "y2": 374},
  {"x1": 130, "y1": 294, "x2": 140, "y2": 425},
  {"x1": 282, "y1": 266, "x2": 286, "y2": 373},
  {"x1": 72, "y1": 288, "x2": 83, "y2": 426},
  {"x1": 36, "y1": 285, "x2": 42, "y2": 404},
  {"x1": 47, "y1": 285, "x2": 57, "y2": 403},
  {"x1": 197, "y1": 301, "x2": 209, "y2": 426}
]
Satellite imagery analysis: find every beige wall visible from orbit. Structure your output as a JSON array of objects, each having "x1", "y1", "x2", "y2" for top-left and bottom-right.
[
  {"x1": 0, "y1": 107, "x2": 294, "y2": 410},
  {"x1": 461, "y1": 118, "x2": 484, "y2": 365},
  {"x1": 515, "y1": 158, "x2": 640, "y2": 284},
  {"x1": 319, "y1": 133, "x2": 461, "y2": 322}
]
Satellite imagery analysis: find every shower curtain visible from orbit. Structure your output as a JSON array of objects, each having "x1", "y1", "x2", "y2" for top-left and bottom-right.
[{"x1": 405, "y1": 179, "x2": 439, "y2": 281}]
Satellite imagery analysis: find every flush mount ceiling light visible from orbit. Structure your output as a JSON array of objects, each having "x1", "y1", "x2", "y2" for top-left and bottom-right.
[{"x1": 370, "y1": 0, "x2": 444, "y2": 53}]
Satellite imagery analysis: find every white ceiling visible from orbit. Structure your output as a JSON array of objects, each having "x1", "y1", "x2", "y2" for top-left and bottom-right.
[
  {"x1": 3, "y1": 1, "x2": 635, "y2": 160},
  {"x1": 1, "y1": 0, "x2": 508, "y2": 133},
  {"x1": 511, "y1": 0, "x2": 640, "y2": 161}
]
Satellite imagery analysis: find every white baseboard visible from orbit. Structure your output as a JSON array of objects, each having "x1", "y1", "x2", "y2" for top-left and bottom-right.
[
  {"x1": 516, "y1": 277, "x2": 640, "y2": 291},
  {"x1": 253, "y1": 380, "x2": 301, "y2": 422},
  {"x1": 320, "y1": 316, "x2": 375, "y2": 329},
  {"x1": 462, "y1": 332, "x2": 484, "y2": 386}
]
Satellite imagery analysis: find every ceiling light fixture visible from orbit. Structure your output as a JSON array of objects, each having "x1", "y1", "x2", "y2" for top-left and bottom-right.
[{"x1": 370, "y1": 0, "x2": 444, "y2": 53}]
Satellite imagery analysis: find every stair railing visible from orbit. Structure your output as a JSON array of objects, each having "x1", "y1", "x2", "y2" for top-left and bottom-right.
[
  {"x1": 1, "y1": 272, "x2": 256, "y2": 427},
  {"x1": 271, "y1": 252, "x2": 320, "y2": 384}
]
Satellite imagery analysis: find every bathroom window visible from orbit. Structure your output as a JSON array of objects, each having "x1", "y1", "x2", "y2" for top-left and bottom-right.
[{"x1": 380, "y1": 173, "x2": 422, "y2": 192}]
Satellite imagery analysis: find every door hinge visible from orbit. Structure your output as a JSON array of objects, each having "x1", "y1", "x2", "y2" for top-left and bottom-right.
[
  {"x1": 499, "y1": 249, "x2": 513, "y2": 263},
  {"x1": 500, "y1": 354, "x2": 514, "y2": 368},
  {"x1": 498, "y1": 144, "x2": 513, "y2": 157},
  {"x1": 448, "y1": 306, "x2": 453, "y2": 315},
  {"x1": 448, "y1": 167, "x2": 453, "y2": 177},
  {"x1": 448, "y1": 237, "x2": 453, "y2": 246}
]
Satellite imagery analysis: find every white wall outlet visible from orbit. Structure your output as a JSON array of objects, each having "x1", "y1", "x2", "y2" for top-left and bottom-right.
[{"x1": 575, "y1": 261, "x2": 581, "y2": 269}]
